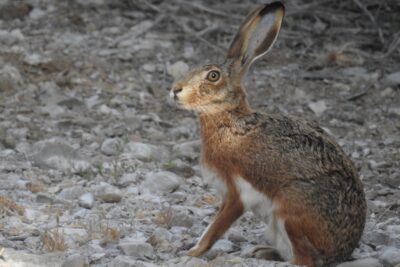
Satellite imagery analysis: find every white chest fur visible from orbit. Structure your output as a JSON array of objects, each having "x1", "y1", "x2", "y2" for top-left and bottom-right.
[
  {"x1": 235, "y1": 176, "x2": 293, "y2": 261},
  {"x1": 200, "y1": 168, "x2": 293, "y2": 261},
  {"x1": 234, "y1": 176, "x2": 274, "y2": 220}
]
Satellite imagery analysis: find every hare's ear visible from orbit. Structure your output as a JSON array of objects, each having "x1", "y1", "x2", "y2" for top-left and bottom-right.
[{"x1": 226, "y1": 2, "x2": 284, "y2": 77}]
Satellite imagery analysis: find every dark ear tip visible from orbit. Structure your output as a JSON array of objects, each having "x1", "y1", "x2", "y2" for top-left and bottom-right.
[{"x1": 260, "y1": 2, "x2": 285, "y2": 16}]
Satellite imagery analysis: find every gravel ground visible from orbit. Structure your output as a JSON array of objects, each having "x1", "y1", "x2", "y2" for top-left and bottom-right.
[{"x1": 0, "y1": 0, "x2": 399, "y2": 266}]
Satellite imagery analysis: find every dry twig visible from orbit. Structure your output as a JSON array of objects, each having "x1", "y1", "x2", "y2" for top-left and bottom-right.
[{"x1": 352, "y1": 0, "x2": 385, "y2": 45}]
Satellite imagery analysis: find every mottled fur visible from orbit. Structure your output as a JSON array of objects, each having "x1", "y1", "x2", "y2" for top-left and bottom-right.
[{"x1": 170, "y1": 2, "x2": 366, "y2": 267}]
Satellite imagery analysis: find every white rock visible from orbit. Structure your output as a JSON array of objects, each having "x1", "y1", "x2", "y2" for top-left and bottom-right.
[
  {"x1": 31, "y1": 140, "x2": 91, "y2": 173},
  {"x1": 58, "y1": 186, "x2": 86, "y2": 201},
  {"x1": 167, "y1": 61, "x2": 189, "y2": 79},
  {"x1": 94, "y1": 183, "x2": 122, "y2": 203},
  {"x1": 63, "y1": 228, "x2": 88, "y2": 239},
  {"x1": 211, "y1": 239, "x2": 235, "y2": 252},
  {"x1": 61, "y1": 254, "x2": 88, "y2": 267},
  {"x1": 101, "y1": 138, "x2": 123, "y2": 156},
  {"x1": 124, "y1": 142, "x2": 169, "y2": 162},
  {"x1": 3, "y1": 248, "x2": 64, "y2": 267},
  {"x1": 0, "y1": 64, "x2": 23, "y2": 84},
  {"x1": 384, "y1": 71, "x2": 400, "y2": 85},
  {"x1": 140, "y1": 171, "x2": 183, "y2": 194},
  {"x1": 336, "y1": 258, "x2": 382, "y2": 267},
  {"x1": 308, "y1": 100, "x2": 328, "y2": 116},
  {"x1": 29, "y1": 8, "x2": 46, "y2": 19},
  {"x1": 380, "y1": 247, "x2": 400, "y2": 266},
  {"x1": 118, "y1": 172, "x2": 139, "y2": 186},
  {"x1": 78, "y1": 193, "x2": 95, "y2": 209},
  {"x1": 172, "y1": 140, "x2": 200, "y2": 160},
  {"x1": 118, "y1": 240, "x2": 154, "y2": 258},
  {"x1": 110, "y1": 256, "x2": 158, "y2": 267},
  {"x1": 166, "y1": 256, "x2": 208, "y2": 267},
  {"x1": 0, "y1": 29, "x2": 24, "y2": 45}
]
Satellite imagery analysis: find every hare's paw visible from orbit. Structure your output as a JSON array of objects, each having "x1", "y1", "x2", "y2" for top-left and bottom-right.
[
  {"x1": 249, "y1": 245, "x2": 284, "y2": 261},
  {"x1": 187, "y1": 244, "x2": 207, "y2": 257}
]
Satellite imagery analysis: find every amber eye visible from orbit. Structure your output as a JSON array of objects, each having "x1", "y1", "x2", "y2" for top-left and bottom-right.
[{"x1": 206, "y1": 70, "x2": 220, "y2": 82}]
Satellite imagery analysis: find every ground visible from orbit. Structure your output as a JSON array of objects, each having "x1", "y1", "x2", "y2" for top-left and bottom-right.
[{"x1": 0, "y1": 0, "x2": 399, "y2": 267}]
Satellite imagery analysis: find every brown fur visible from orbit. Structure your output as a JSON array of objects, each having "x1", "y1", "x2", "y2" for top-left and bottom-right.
[{"x1": 171, "y1": 2, "x2": 366, "y2": 267}]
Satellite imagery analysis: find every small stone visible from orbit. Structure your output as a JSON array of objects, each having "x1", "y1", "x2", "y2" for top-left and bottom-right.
[
  {"x1": 110, "y1": 256, "x2": 158, "y2": 267},
  {"x1": 167, "y1": 256, "x2": 208, "y2": 267},
  {"x1": 167, "y1": 61, "x2": 189, "y2": 79},
  {"x1": 172, "y1": 140, "x2": 200, "y2": 160},
  {"x1": 124, "y1": 142, "x2": 169, "y2": 162},
  {"x1": 118, "y1": 240, "x2": 154, "y2": 259},
  {"x1": 78, "y1": 193, "x2": 95, "y2": 209},
  {"x1": 101, "y1": 138, "x2": 123, "y2": 156},
  {"x1": 335, "y1": 258, "x2": 382, "y2": 267},
  {"x1": 98, "y1": 193, "x2": 122, "y2": 203},
  {"x1": 36, "y1": 193, "x2": 54, "y2": 203},
  {"x1": 384, "y1": 71, "x2": 400, "y2": 86},
  {"x1": 211, "y1": 239, "x2": 235, "y2": 253},
  {"x1": 308, "y1": 100, "x2": 327, "y2": 116},
  {"x1": 147, "y1": 227, "x2": 173, "y2": 252},
  {"x1": 61, "y1": 254, "x2": 88, "y2": 267},
  {"x1": 228, "y1": 229, "x2": 248, "y2": 243},
  {"x1": 380, "y1": 247, "x2": 400, "y2": 266},
  {"x1": 118, "y1": 172, "x2": 139, "y2": 187},
  {"x1": 58, "y1": 186, "x2": 86, "y2": 201},
  {"x1": 140, "y1": 171, "x2": 183, "y2": 194},
  {"x1": 31, "y1": 140, "x2": 91, "y2": 173},
  {"x1": 95, "y1": 184, "x2": 123, "y2": 203}
]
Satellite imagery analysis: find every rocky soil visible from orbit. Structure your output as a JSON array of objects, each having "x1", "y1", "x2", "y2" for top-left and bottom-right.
[{"x1": 0, "y1": 0, "x2": 399, "y2": 266}]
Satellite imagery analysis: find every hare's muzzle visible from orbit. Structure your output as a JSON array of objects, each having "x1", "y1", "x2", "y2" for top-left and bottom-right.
[{"x1": 171, "y1": 86, "x2": 183, "y2": 101}]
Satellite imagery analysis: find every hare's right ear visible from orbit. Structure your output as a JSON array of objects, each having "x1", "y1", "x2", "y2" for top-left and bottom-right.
[{"x1": 226, "y1": 2, "x2": 284, "y2": 78}]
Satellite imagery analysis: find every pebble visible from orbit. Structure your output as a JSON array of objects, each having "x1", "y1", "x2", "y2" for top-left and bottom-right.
[
  {"x1": 336, "y1": 258, "x2": 382, "y2": 267},
  {"x1": 167, "y1": 61, "x2": 189, "y2": 79},
  {"x1": 78, "y1": 193, "x2": 95, "y2": 209},
  {"x1": 384, "y1": 71, "x2": 400, "y2": 86},
  {"x1": 95, "y1": 184, "x2": 123, "y2": 203},
  {"x1": 308, "y1": 100, "x2": 328, "y2": 116},
  {"x1": 140, "y1": 171, "x2": 183, "y2": 194},
  {"x1": 172, "y1": 140, "x2": 200, "y2": 160},
  {"x1": 110, "y1": 256, "x2": 159, "y2": 267},
  {"x1": 380, "y1": 247, "x2": 400, "y2": 266},
  {"x1": 118, "y1": 240, "x2": 154, "y2": 259},
  {"x1": 31, "y1": 140, "x2": 91, "y2": 173},
  {"x1": 61, "y1": 254, "x2": 88, "y2": 267},
  {"x1": 101, "y1": 138, "x2": 123, "y2": 156},
  {"x1": 124, "y1": 141, "x2": 169, "y2": 162}
]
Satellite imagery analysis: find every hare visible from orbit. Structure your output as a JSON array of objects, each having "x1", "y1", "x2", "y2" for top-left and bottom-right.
[{"x1": 170, "y1": 2, "x2": 366, "y2": 267}]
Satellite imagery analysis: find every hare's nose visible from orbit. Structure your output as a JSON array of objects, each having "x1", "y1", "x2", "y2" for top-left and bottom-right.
[
  {"x1": 173, "y1": 87, "x2": 183, "y2": 94},
  {"x1": 172, "y1": 87, "x2": 183, "y2": 100}
]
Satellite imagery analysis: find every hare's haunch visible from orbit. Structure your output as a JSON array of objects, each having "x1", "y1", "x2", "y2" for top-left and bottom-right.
[{"x1": 171, "y1": 2, "x2": 366, "y2": 267}]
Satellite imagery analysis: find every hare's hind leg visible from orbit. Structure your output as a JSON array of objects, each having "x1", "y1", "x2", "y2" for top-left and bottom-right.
[
  {"x1": 283, "y1": 217, "x2": 321, "y2": 267},
  {"x1": 249, "y1": 245, "x2": 284, "y2": 261}
]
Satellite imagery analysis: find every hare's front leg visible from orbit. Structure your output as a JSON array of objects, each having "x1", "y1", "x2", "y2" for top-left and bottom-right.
[{"x1": 187, "y1": 192, "x2": 244, "y2": 257}]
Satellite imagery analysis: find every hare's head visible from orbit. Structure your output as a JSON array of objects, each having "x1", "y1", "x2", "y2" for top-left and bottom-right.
[{"x1": 171, "y1": 2, "x2": 284, "y2": 114}]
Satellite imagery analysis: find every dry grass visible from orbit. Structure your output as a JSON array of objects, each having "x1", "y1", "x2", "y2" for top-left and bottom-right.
[
  {"x1": 99, "y1": 226, "x2": 121, "y2": 246},
  {"x1": 0, "y1": 196, "x2": 25, "y2": 217},
  {"x1": 41, "y1": 228, "x2": 67, "y2": 252},
  {"x1": 85, "y1": 220, "x2": 121, "y2": 246}
]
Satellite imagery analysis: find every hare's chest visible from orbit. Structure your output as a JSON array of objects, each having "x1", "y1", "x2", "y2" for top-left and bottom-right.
[{"x1": 235, "y1": 177, "x2": 275, "y2": 221}]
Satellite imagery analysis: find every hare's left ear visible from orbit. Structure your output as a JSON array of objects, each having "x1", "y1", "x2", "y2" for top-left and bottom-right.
[{"x1": 226, "y1": 2, "x2": 284, "y2": 78}]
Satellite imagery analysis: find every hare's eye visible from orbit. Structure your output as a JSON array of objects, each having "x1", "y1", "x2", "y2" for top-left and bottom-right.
[{"x1": 206, "y1": 70, "x2": 220, "y2": 82}]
